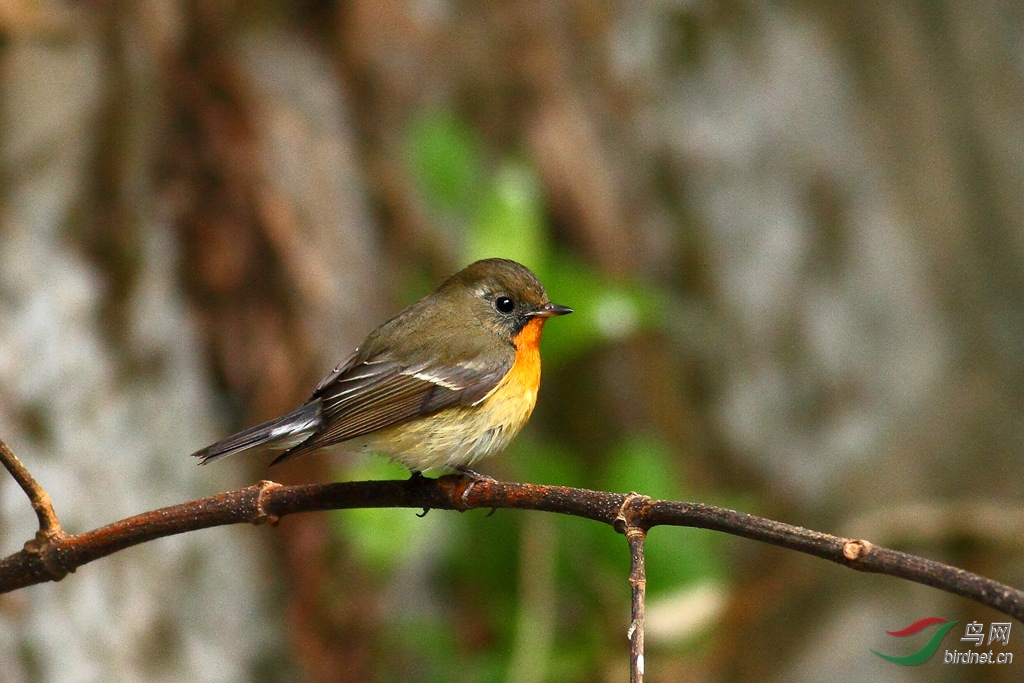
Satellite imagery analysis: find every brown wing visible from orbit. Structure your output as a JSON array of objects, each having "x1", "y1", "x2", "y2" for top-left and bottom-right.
[{"x1": 271, "y1": 352, "x2": 512, "y2": 464}]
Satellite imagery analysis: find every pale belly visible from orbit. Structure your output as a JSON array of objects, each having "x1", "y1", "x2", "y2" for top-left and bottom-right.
[{"x1": 356, "y1": 342, "x2": 541, "y2": 471}]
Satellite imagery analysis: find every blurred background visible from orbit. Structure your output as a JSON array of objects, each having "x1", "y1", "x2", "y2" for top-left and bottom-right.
[{"x1": 1, "y1": 1, "x2": 1023, "y2": 681}]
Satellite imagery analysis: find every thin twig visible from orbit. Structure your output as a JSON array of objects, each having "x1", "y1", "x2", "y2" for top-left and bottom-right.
[
  {"x1": 616, "y1": 493, "x2": 648, "y2": 683},
  {"x1": 0, "y1": 437, "x2": 62, "y2": 540},
  {"x1": 0, "y1": 476, "x2": 1020, "y2": 629}
]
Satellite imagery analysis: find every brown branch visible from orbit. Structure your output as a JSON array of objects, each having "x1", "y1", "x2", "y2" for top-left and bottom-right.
[
  {"x1": 617, "y1": 493, "x2": 648, "y2": 683},
  {"x1": 0, "y1": 471, "x2": 1022, "y2": 629},
  {"x1": 0, "y1": 437, "x2": 63, "y2": 541}
]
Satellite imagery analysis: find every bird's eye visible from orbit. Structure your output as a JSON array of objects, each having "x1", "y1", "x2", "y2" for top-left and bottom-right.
[{"x1": 494, "y1": 296, "x2": 515, "y2": 314}]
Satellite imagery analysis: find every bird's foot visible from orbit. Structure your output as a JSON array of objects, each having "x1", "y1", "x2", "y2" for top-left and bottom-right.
[
  {"x1": 453, "y1": 466, "x2": 497, "y2": 514},
  {"x1": 453, "y1": 465, "x2": 496, "y2": 483},
  {"x1": 407, "y1": 470, "x2": 432, "y2": 516}
]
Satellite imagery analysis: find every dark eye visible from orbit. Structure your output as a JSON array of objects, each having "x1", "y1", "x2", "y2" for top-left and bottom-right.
[{"x1": 494, "y1": 296, "x2": 515, "y2": 314}]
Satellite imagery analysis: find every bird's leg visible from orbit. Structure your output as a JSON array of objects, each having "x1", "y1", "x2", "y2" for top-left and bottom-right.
[
  {"x1": 453, "y1": 466, "x2": 498, "y2": 515},
  {"x1": 453, "y1": 465, "x2": 497, "y2": 483}
]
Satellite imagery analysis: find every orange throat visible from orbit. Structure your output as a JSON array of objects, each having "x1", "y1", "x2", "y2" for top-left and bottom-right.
[
  {"x1": 474, "y1": 315, "x2": 547, "y2": 421},
  {"x1": 487, "y1": 315, "x2": 542, "y2": 409},
  {"x1": 512, "y1": 316, "x2": 546, "y2": 379}
]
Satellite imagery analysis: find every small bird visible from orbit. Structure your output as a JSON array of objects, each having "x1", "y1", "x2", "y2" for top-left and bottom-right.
[{"x1": 191, "y1": 258, "x2": 572, "y2": 473}]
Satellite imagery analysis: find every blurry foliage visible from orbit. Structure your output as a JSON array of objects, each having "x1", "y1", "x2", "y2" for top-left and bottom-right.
[
  {"x1": 602, "y1": 435, "x2": 726, "y2": 593},
  {"x1": 407, "y1": 112, "x2": 484, "y2": 214},
  {"x1": 326, "y1": 112, "x2": 728, "y2": 680},
  {"x1": 406, "y1": 111, "x2": 668, "y2": 362}
]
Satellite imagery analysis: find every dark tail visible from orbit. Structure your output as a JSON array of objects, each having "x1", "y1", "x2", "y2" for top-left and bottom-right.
[{"x1": 191, "y1": 402, "x2": 322, "y2": 465}]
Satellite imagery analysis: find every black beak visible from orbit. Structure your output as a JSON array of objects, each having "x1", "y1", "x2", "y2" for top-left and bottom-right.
[{"x1": 532, "y1": 302, "x2": 573, "y2": 318}]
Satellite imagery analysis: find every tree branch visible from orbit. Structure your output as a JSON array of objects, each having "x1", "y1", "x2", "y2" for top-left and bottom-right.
[
  {"x1": 618, "y1": 493, "x2": 648, "y2": 683},
  {"x1": 0, "y1": 449, "x2": 1022, "y2": 629},
  {"x1": 0, "y1": 437, "x2": 63, "y2": 541}
]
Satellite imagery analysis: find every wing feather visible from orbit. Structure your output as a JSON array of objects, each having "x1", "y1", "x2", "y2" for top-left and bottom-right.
[{"x1": 271, "y1": 349, "x2": 512, "y2": 463}]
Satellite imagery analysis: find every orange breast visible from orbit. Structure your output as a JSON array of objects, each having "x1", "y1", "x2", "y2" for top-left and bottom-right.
[
  {"x1": 477, "y1": 316, "x2": 546, "y2": 416},
  {"x1": 509, "y1": 316, "x2": 544, "y2": 384}
]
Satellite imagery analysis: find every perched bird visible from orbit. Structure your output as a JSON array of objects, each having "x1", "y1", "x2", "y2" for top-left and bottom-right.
[{"x1": 191, "y1": 258, "x2": 571, "y2": 473}]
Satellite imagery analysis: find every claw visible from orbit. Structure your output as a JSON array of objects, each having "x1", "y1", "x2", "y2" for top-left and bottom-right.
[{"x1": 453, "y1": 465, "x2": 496, "y2": 483}]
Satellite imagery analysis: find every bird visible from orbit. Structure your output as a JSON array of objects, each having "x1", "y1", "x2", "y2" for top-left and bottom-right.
[{"x1": 190, "y1": 258, "x2": 572, "y2": 474}]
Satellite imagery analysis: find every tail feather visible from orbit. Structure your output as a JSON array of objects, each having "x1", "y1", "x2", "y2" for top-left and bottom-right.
[{"x1": 191, "y1": 402, "x2": 323, "y2": 464}]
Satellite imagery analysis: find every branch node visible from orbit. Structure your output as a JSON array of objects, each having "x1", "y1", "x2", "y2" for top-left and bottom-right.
[
  {"x1": 614, "y1": 491, "x2": 650, "y2": 534},
  {"x1": 842, "y1": 539, "x2": 873, "y2": 561},
  {"x1": 23, "y1": 529, "x2": 69, "y2": 581},
  {"x1": 253, "y1": 480, "x2": 283, "y2": 526}
]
